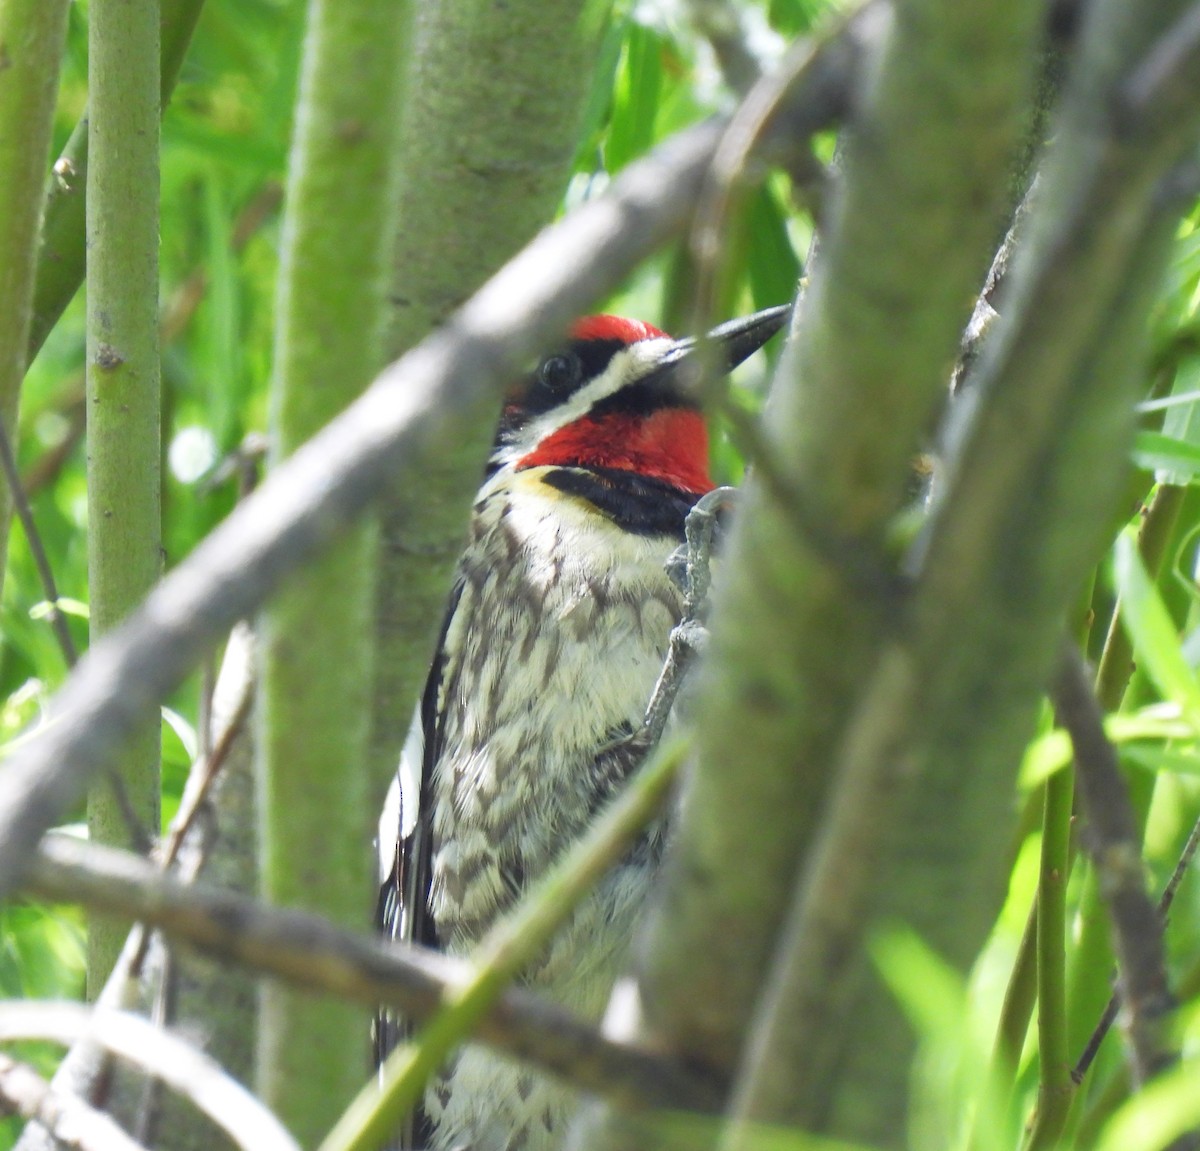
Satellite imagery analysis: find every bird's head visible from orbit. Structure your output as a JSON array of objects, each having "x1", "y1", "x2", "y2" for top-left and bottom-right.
[{"x1": 490, "y1": 305, "x2": 790, "y2": 496}]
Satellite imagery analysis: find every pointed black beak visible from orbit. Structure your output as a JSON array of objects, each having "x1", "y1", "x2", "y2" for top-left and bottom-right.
[
  {"x1": 704, "y1": 303, "x2": 792, "y2": 371},
  {"x1": 649, "y1": 304, "x2": 791, "y2": 387}
]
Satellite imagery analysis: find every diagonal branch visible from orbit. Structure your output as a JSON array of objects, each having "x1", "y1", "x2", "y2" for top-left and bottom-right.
[
  {"x1": 0, "y1": 11, "x2": 876, "y2": 899},
  {"x1": 1052, "y1": 644, "x2": 1175, "y2": 1087},
  {"x1": 622, "y1": 3, "x2": 1047, "y2": 1142},
  {"x1": 0, "y1": 410, "x2": 76, "y2": 664},
  {"x1": 692, "y1": 1, "x2": 1200, "y2": 1144},
  {"x1": 0, "y1": 1002, "x2": 299, "y2": 1151},
  {"x1": 322, "y1": 738, "x2": 689, "y2": 1151},
  {"x1": 0, "y1": 1052, "x2": 148, "y2": 1151},
  {"x1": 25, "y1": 834, "x2": 720, "y2": 1115}
]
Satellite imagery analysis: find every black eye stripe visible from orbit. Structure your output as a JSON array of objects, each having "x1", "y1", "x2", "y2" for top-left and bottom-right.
[{"x1": 519, "y1": 338, "x2": 627, "y2": 416}]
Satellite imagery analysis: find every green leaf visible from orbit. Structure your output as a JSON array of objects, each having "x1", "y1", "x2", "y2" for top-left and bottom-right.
[
  {"x1": 1155, "y1": 358, "x2": 1200, "y2": 484},
  {"x1": 28, "y1": 596, "x2": 88, "y2": 621},
  {"x1": 654, "y1": 1112, "x2": 879, "y2": 1151},
  {"x1": 605, "y1": 21, "x2": 663, "y2": 172},
  {"x1": 1121, "y1": 742, "x2": 1200, "y2": 777},
  {"x1": 574, "y1": 12, "x2": 627, "y2": 168},
  {"x1": 1133, "y1": 431, "x2": 1200, "y2": 479},
  {"x1": 768, "y1": 0, "x2": 834, "y2": 37},
  {"x1": 1018, "y1": 705, "x2": 1195, "y2": 789},
  {"x1": 1114, "y1": 528, "x2": 1200, "y2": 734},
  {"x1": 746, "y1": 181, "x2": 802, "y2": 311},
  {"x1": 871, "y1": 927, "x2": 1017, "y2": 1151},
  {"x1": 1096, "y1": 1057, "x2": 1200, "y2": 1151}
]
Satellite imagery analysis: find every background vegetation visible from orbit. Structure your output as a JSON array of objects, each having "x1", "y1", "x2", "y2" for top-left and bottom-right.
[{"x1": 4, "y1": 0, "x2": 1200, "y2": 1149}]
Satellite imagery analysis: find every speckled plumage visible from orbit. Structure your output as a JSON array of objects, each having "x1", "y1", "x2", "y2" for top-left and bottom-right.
[{"x1": 420, "y1": 468, "x2": 683, "y2": 1151}]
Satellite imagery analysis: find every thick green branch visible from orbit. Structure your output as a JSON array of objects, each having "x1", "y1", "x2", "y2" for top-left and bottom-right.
[
  {"x1": 719, "y1": 0, "x2": 1200, "y2": 1142},
  {"x1": 26, "y1": 0, "x2": 207, "y2": 362},
  {"x1": 632, "y1": 0, "x2": 1043, "y2": 1118},
  {"x1": 256, "y1": 0, "x2": 408, "y2": 1140},
  {"x1": 0, "y1": 0, "x2": 69, "y2": 595},
  {"x1": 370, "y1": 0, "x2": 604, "y2": 805},
  {"x1": 84, "y1": 0, "x2": 162, "y2": 993}
]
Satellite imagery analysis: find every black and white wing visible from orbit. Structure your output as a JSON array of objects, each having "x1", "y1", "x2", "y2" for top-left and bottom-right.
[{"x1": 373, "y1": 582, "x2": 462, "y2": 1067}]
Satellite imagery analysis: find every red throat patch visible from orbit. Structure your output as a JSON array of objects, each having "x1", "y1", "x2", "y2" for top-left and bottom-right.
[{"x1": 518, "y1": 407, "x2": 712, "y2": 495}]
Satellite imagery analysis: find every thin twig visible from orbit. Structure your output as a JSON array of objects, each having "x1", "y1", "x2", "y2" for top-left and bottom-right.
[
  {"x1": 682, "y1": 0, "x2": 766, "y2": 94},
  {"x1": 16, "y1": 638, "x2": 255, "y2": 1151},
  {"x1": 157, "y1": 674, "x2": 253, "y2": 870},
  {"x1": 119, "y1": 663, "x2": 254, "y2": 984},
  {"x1": 25, "y1": 834, "x2": 720, "y2": 1114},
  {"x1": 0, "y1": 1002, "x2": 299, "y2": 1151},
  {"x1": 0, "y1": 410, "x2": 150, "y2": 856},
  {"x1": 1072, "y1": 811, "x2": 1200, "y2": 1085},
  {"x1": 20, "y1": 390, "x2": 84, "y2": 497},
  {"x1": 159, "y1": 182, "x2": 282, "y2": 346},
  {"x1": 1159, "y1": 813, "x2": 1200, "y2": 917},
  {"x1": 688, "y1": 0, "x2": 881, "y2": 336},
  {"x1": 0, "y1": 1052, "x2": 148, "y2": 1151},
  {"x1": 0, "y1": 410, "x2": 76, "y2": 665},
  {"x1": 12, "y1": 926, "x2": 148, "y2": 1151},
  {"x1": 1052, "y1": 643, "x2": 1175, "y2": 1088},
  {"x1": 1073, "y1": 995, "x2": 1121, "y2": 1087}
]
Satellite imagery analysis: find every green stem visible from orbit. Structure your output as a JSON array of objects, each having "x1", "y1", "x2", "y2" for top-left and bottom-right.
[
  {"x1": 84, "y1": 0, "x2": 162, "y2": 995},
  {"x1": 1025, "y1": 763, "x2": 1076, "y2": 1151},
  {"x1": 0, "y1": 0, "x2": 71, "y2": 598},
  {"x1": 26, "y1": 0, "x2": 207, "y2": 362},
  {"x1": 255, "y1": 0, "x2": 407, "y2": 1140},
  {"x1": 1094, "y1": 482, "x2": 1186, "y2": 711},
  {"x1": 989, "y1": 485, "x2": 1183, "y2": 1140},
  {"x1": 369, "y1": 0, "x2": 602, "y2": 816},
  {"x1": 317, "y1": 738, "x2": 687, "y2": 1151},
  {"x1": 990, "y1": 898, "x2": 1039, "y2": 1105}
]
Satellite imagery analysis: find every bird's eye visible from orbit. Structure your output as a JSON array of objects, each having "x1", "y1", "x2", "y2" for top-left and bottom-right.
[{"x1": 537, "y1": 352, "x2": 581, "y2": 393}]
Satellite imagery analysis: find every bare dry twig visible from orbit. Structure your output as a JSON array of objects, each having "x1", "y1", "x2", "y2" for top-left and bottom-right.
[
  {"x1": 26, "y1": 835, "x2": 720, "y2": 1114},
  {"x1": 0, "y1": 1002, "x2": 299, "y2": 1151},
  {"x1": 0, "y1": 409, "x2": 77, "y2": 664},
  {"x1": 1073, "y1": 784, "x2": 1200, "y2": 1085},
  {"x1": 0, "y1": 1052, "x2": 148, "y2": 1151},
  {"x1": 1052, "y1": 644, "x2": 1175, "y2": 1087}
]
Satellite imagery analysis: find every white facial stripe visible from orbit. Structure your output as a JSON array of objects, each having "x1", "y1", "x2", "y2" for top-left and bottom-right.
[{"x1": 493, "y1": 337, "x2": 676, "y2": 469}]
